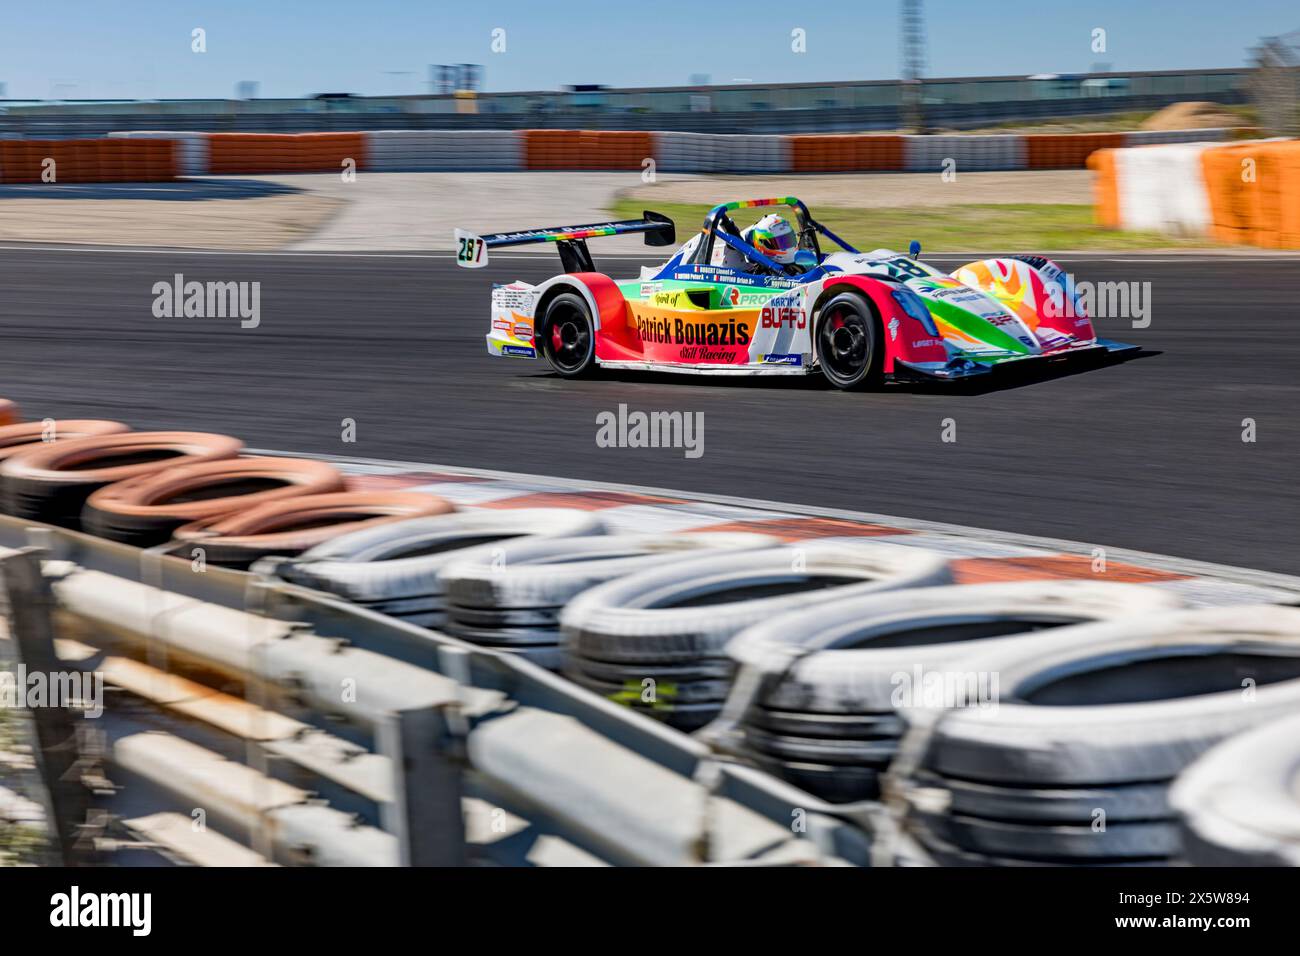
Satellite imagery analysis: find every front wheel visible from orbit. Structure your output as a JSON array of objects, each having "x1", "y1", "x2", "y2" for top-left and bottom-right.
[
  {"x1": 816, "y1": 292, "x2": 881, "y2": 390},
  {"x1": 540, "y1": 293, "x2": 596, "y2": 378}
]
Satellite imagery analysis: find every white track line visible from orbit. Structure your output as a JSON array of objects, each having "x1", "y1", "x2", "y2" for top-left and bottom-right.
[{"x1": 249, "y1": 446, "x2": 1300, "y2": 595}]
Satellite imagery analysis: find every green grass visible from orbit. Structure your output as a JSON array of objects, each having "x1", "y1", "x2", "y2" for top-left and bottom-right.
[{"x1": 610, "y1": 199, "x2": 1221, "y2": 252}]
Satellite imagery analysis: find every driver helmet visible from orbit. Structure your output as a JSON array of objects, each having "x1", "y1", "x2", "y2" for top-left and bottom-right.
[{"x1": 744, "y1": 213, "x2": 799, "y2": 265}]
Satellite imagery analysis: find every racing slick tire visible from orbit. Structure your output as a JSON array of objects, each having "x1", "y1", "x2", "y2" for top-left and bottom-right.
[
  {"x1": 815, "y1": 291, "x2": 882, "y2": 391},
  {"x1": 889, "y1": 605, "x2": 1300, "y2": 864},
  {"x1": 540, "y1": 292, "x2": 597, "y2": 378},
  {"x1": 1169, "y1": 712, "x2": 1300, "y2": 866}
]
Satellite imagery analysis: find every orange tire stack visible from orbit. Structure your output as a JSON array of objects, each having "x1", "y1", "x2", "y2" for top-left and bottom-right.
[
  {"x1": 789, "y1": 135, "x2": 905, "y2": 172},
  {"x1": 0, "y1": 138, "x2": 176, "y2": 183},
  {"x1": 522, "y1": 130, "x2": 653, "y2": 170},
  {"x1": 207, "y1": 133, "x2": 366, "y2": 174},
  {"x1": 1025, "y1": 133, "x2": 1125, "y2": 170}
]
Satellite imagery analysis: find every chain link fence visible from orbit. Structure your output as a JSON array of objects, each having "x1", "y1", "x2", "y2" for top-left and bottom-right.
[{"x1": 1251, "y1": 30, "x2": 1300, "y2": 136}]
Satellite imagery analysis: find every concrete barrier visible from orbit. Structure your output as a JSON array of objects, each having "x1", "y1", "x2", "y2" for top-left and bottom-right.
[{"x1": 1090, "y1": 137, "x2": 1300, "y2": 247}]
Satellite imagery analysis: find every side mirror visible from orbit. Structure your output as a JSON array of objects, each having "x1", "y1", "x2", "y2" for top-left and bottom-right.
[{"x1": 909, "y1": 240, "x2": 922, "y2": 260}]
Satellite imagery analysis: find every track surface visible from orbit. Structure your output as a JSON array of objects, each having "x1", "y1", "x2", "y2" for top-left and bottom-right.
[{"x1": 0, "y1": 247, "x2": 1296, "y2": 573}]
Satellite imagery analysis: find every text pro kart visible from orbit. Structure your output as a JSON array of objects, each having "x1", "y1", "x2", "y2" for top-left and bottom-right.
[{"x1": 455, "y1": 197, "x2": 1136, "y2": 390}]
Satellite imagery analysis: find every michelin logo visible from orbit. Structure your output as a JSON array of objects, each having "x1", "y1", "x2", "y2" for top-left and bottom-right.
[
  {"x1": 501, "y1": 345, "x2": 536, "y2": 358},
  {"x1": 760, "y1": 353, "x2": 802, "y2": 366}
]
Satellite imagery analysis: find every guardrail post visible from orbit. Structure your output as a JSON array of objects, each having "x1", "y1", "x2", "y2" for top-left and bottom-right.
[
  {"x1": 376, "y1": 705, "x2": 467, "y2": 867},
  {"x1": 0, "y1": 547, "x2": 98, "y2": 865}
]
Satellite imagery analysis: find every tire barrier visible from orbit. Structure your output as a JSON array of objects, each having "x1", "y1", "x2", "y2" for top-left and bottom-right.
[
  {"x1": 91, "y1": 127, "x2": 1234, "y2": 177},
  {"x1": 82, "y1": 456, "x2": 347, "y2": 548},
  {"x1": 364, "y1": 130, "x2": 523, "y2": 172},
  {"x1": 0, "y1": 399, "x2": 19, "y2": 427},
  {"x1": 559, "y1": 542, "x2": 952, "y2": 732},
  {"x1": 790, "y1": 134, "x2": 905, "y2": 173},
  {"x1": 0, "y1": 137, "x2": 176, "y2": 184},
  {"x1": 170, "y1": 491, "x2": 455, "y2": 569},
  {"x1": 1024, "y1": 132, "x2": 1125, "y2": 170},
  {"x1": 522, "y1": 130, "x2": 654, "y2": 170},
  {"x1": 890, "y1": 605, "x2": 1300, "y2": 865},
  {"x1": 0, "y1": 419, "x2": 130, "y2": 462},
  {"x1": 715, "y1": 581, "x2": 1185, "y2": 804},
  {"x1": 903, "y1": 134, "x2": 1027, "y2": 173},
  {"x1": 0, "y1": 431, "x2": 242, "y2": 529},
  {"x1": 651, "y1": 131, "x2": 790, "y2": 173},
  {"x1": 108, "y1": 130, "x2": 209, "y2": 176},
  {"x1": 439, "y1": 532, "x2": 779, "y2": 670},
  {"x1": 1091, "y1": 137, "x2": 1300, "y2": 247},
  {"x1": 262, "y1": 508, "x2": 606, "y2": 626},
  {"x1": 1170, "y1": 713, "x2": 1300, "y2": 866},
  {"x1": 205, "y1": 132, "x2": 368, "y2": 174}
]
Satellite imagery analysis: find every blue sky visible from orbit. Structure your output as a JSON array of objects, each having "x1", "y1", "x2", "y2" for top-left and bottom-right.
[{"x1": 0, "y1": 0, "x2": 1293, "y2": 100}]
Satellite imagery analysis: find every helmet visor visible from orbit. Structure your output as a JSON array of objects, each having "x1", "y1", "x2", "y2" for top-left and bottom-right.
[{"x1": 756, "y1": 229, "x2": 797, "y2": 254}]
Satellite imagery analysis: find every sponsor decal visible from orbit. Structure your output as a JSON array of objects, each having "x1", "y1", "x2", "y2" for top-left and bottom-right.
[
  {"x1": 669, "y1": 267, "x2": 800, "y2": 290},
  {"x1": 724, "y1": 286, "x2": 774, "y2": 307},
  {"x1": 639, "y1": 282, "x2": 664, "y2": 296},
  {"x1": 491, "y1": 286, "x2": 535, "y2": 311},
  {"x1": 501, "y1": 345, "x2": 536, "y2": 358},
  {"x1": 629, "y1": 311, "x2": 752, "y2": 348},
  {"x1": 888, "y1": 317, "x2": 900, "y2": 341},
  {"x1": 760, "y1": 353, "x2": 802, "y2": 366},
  {"x1": 911, "y1": 338, "x2": 941, "y2": 349},
  {"x1": 759, "y1": 305, "x2": 807, "y2": 329}
]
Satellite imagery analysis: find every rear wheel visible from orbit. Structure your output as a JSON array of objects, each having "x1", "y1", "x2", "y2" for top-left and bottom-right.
[
  {"x1": 816, "y1": 292, "x2": 881, "y2": 390},
  {"x1": 540, "y1": 293, "x2": 596, "y2": 378}
]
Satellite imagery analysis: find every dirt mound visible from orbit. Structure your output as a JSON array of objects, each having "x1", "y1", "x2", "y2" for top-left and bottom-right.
[{"x1": 1142, "y1": 102, "x2": 1240, "y2": 131}]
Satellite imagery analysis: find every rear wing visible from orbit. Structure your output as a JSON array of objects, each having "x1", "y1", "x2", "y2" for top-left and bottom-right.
[{"x1": 454, "y1": 211, "x2": 675, "y2": 273}]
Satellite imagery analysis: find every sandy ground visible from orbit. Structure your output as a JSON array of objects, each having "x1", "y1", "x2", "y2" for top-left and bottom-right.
[
  {"x1": 0, "y1": 169, "x2": 1091, "y2": 252},
  {"x1": 0, "y1": 180, "x2": 341, "y2": 250}
]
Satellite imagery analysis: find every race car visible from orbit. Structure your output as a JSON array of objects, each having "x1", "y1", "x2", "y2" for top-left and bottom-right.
[{"x1": 455, "y1": 197, "x2": 1136, "y2": 390}]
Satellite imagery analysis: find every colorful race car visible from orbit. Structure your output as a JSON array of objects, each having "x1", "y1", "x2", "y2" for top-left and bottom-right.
[{"x1": 455, "y1": 197, "x2": 1136, "y2": 390}]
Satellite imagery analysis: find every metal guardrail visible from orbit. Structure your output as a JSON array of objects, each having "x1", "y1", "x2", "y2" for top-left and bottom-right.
[{"x1": 0, "y1": 514, "x2": 867, "y2": 867}]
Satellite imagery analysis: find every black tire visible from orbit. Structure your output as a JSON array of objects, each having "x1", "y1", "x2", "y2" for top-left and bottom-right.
[
  {"x1": 815, "y1": 292, "x2": 881, "y2": 390},
  {"x1": 540, "y1": 292, "x2": 597, "y2": 378}
]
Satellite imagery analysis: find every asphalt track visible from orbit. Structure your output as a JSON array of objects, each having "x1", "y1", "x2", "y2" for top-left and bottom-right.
[{"x1": 0, "y1": 246, "x2": 1296, "y2": 574}]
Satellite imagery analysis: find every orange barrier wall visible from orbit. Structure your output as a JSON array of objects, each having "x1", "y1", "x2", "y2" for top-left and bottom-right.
[
  {"x1": 789, "y1": 135, "x2": 905, "y2": 172},
  {"x1": 206, "y1": 132, "x2": 368, "y2": 174},
  {"x1": 1086, "y1": 148, "x2": 1121, "y2": 228},
  {"x1": 522, "y1": 130, "x2": 654, "y2": 170},
  {"x1": 0, "y1": 138, "x2": 176, "y2": 183},
  {"x1": 1024, "y1": 133, "x2": 1125, "y2": 170},
  {"x1": 1200, "y1": 141, "x2": 1300, "y2": 248}
]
